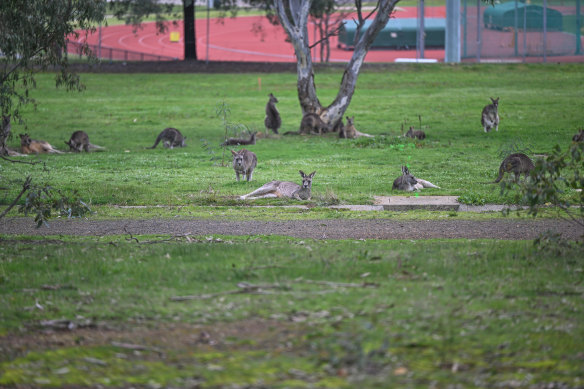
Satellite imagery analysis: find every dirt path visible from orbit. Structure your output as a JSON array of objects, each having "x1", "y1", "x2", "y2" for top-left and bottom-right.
[{"x1": 0, "y1": 217, "x2": 581, "y2": 240}]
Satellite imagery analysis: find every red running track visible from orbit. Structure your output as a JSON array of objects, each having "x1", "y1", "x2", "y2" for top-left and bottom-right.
[{"x1": 78, "y1": 7, "x2": 446, "y2": 63}]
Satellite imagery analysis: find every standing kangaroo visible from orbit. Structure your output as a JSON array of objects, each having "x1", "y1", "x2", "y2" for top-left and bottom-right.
[
  {"x1": 65, "y1": 131, "x2": 105, "y2": 152},
  {"x1": 405, "y1": 126, "x2": 426, "y2": 140},
  {"x1": 222, "y1": 132, "x2": 257, "y2": 147},
  {"x1": 231, "y1": 149, "x2": 257, "y2": 182},
  {"x1": 19, "y1": 134, "x2": 63, "y2": 154},
  {"x1": 494, "y1": 153, "x2": 534, "y2": 183},
  {"x1": 339, "y1": 116, "x2": 374, "y2": 139},
  {"x1": 392, "y1": 166, "x2": 440, "y2": 192},
  {"x1": 240, "y1": 170, "x2": 316, "y2": 200},
  {"x1": 147, "y1": 128, "x2": 186, "y2": 149},
  {"x1": 264, "y1": 93, "x2": 281, "y2": 134},
  {"x1": 481, "y1": 97, "x2": 500, "y2": 133}
]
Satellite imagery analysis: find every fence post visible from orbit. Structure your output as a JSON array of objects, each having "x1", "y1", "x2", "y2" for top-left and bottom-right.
[
  {"x1": 417, "y1": 0, "x2": 425, "y2": 59},
  {"x1": 446, "y1": 0, "x2": 461, "y2": 62},
  {"x1": 543, "y1": 0, "x2": 547, "y2": 62},
  {"x1": 576, "y1": 0, "x2": 581, "y2": 54},
  {"x1": 476, "y1": 0, "x2": 481, "y2": 62}
]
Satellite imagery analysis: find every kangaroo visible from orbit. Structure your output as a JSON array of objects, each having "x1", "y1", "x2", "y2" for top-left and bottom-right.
[
  {"x1": 339, "y1": 116, "x2": 374, "y2": 139},
  {"x1": 481, "y1": 97, "x2": 500, "y2": 133},
  {"x1": 285, "y1": 113, "x2": 327, "y2": 135},
  {"x1": 222, "y1": 132, "x2": 257, "y2": 147},
  {"x1": 19, "y1": 134, "x2": 63, "y2": 154},
  {"x1": 264, "y1": 93, "x2": 281, "y2": 134},
  {"x1": 240, "y1": 170, "x2": 316, "y2": 200},
  {"x1": 405, "y1": 126, "x2": 426, "y2": 140},
  {"x1": 231, "y1": 149, "x2": 257, "y2": 182},
  {"x1": 64, "y1": 131, "x2": 105, "y2": 152},
  {"x1": 147, "y1": 128, "x2": 186, "y2": 149},
  {"x1": 572, "y1": 129, "x2": 584, "y2": 142},
  {"x1": 494, "y1": 153, "x2": 534, "y2": 183},
  {"x1": 392, "y1": 166, "x2": 440, "y2": 192}
]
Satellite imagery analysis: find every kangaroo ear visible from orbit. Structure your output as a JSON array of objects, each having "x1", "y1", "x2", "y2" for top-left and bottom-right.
[
  {"x1": 231, "y1": 149, "x2": 237, "y2": 155},
  {"x1": 309, "y1": 171, "x2": 316, "y2": 178},
  {"x1": 299, "y1": 170, "x2": 305, "y2": 177}
]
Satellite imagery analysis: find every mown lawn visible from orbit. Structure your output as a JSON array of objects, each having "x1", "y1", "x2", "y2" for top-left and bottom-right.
[
  {"x1": 0, "y1": 237, "x2": 582, "y2": 387},
  {"x1": 1, "y1": 63, "x2": 582, "y2": 207}
]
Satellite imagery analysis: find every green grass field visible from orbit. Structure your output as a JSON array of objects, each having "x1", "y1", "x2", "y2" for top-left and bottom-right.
[
  {"x1": 1, "y1": 63, "x2": 583, "y2": 387},
  {"x1": 2, "y1": 64, "x2": 583, "y2": 207}
]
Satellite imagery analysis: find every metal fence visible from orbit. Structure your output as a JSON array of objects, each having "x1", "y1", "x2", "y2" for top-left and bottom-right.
[
  {"x1": 66, "y1": 41, "x2": 178, "y2": 62},
  {"x1": 461, "y1": 0, "x2": 583, "y2": 62}
]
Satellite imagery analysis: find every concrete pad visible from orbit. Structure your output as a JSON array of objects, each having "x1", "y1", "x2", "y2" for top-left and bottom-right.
[{"x1": 374, "y1": 196, "x2": 460, "y2": 211}]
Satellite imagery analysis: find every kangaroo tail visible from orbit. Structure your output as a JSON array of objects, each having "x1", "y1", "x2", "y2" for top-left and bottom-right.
[
  {"x1": 88, "y1": 143, "x2": 105, "y2": 151},
  {"x1": 493, "y1": 168, "x2": 504, "y2": 183},
  {"x1": 283, "y1": 131, "x2": 300, "y2": 136},
  {"x1": 146, "y1": 137, "x2": 161, "y2": 149}
]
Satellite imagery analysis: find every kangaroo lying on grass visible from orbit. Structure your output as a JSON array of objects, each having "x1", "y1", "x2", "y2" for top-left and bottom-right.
[
  {"x1": 231, "y1": 148, "x2": 257, "y2": 182},
  {"x1": 405, "y1": 126, "x2": 426, "y2": 140},
  {"x1": 65, "y1": 131, "x2": 105, "y2": 152},
  {"x1": 339, "y1": 116, "x2": 374, "y2": 139},
  {"x1": 19, "y1": 134, "x2": 63, "y2": 154},
  {"x1": 392, "y1": 166, "x2": 440, "y2": 192},
  {"x1": 240, "y1": 170, "x2": 315, "y2": 200},
  {"x1": 222, "y1": 132, "x2": 256, "y2": 146}
]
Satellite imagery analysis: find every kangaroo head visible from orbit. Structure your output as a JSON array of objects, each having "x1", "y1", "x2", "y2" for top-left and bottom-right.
[
  {"x1": 268, "y1": 93, "x2": 278, "y2": 104},
  {"x1": 19, "y1": 133, "x2": 31, "y2": 145},
  {"x1": 406, "y1": 126, "x2": 414, "y2": 136},
  {"x1": 490, "y1": 97, "x2": 499, "y2": 107},
  {"x1": 299, "y1": 170, "x2": 316, "y2": 189},
  {"x1": 346, "y1": 116, "x2": 355, "y2": 126},
  {"x1": 231, "y1": 149, "x2": 245, "y2": 167},
  {"x1": 401, "y1": 166, "x2": 417, "y2": 186}
]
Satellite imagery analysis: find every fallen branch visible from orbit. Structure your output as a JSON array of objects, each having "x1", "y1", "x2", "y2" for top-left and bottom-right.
[{"x1": 0, "y1": 176, "x2": 32, "y2": 220}]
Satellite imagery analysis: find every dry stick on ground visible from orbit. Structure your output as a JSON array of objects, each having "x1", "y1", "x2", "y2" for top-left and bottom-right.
[{"x1": 170, "y1": 279, "x2": 378, "y2": 302}]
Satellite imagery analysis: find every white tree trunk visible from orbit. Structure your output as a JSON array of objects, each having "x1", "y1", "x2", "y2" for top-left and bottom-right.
[{"x1": 274, "y1": 0, "x2": 400, "y2": 130}]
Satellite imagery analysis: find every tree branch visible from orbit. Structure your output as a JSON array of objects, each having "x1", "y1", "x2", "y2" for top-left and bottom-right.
[
  {"x1": 0, "y1": 176, "x2": 31, "y2": 220},
  {"x1": 309, "y1": 21, "x2": 345, "y2": 49}
]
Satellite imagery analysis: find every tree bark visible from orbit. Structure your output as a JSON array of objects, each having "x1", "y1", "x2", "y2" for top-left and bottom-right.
[
  {"x1": 184, "y1": 0, "x2": 197, "y2": 60},
  {"x1": 275, "y1": 0, "x2": 400, "y2": 131}
]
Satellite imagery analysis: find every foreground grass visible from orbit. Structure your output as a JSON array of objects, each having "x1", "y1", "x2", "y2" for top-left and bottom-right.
[
  {"x1": 1, "y1": 64, "x2": 582, "y2": 210},
  {"x1": 0, "y1": 237, "x2": 582, "y2": 387}
]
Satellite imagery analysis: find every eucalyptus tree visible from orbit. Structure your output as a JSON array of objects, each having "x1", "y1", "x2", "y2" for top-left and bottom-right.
[{"x1": 0, "y1": 0, "x2": 106, "y2": 156}]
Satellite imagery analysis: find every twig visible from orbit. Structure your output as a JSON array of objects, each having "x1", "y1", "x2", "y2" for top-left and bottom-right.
[
  {"x1": 170, "y1": 282, "x2": 286, "y2": 301},
  {"x1": 111, "y1": 341, "x2": 164, "y2": 356},
  {"x1": 0, "y1": 176, "x2": 31, "y2": 220},
  {"x1": 309, "y1": 23, "x2": 345, "y2": 49},
  {"x1": 293, "y1": 278, "x2": 379, "y2": 288},
  {"x1": 0, "y1": 155, "x2": 40, "y2": 164}
]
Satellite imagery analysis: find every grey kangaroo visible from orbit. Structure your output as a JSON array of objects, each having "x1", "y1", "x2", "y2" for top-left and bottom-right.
[
  {"x1": 222, "y1": 132, "x2": 257, "y2": 147},
  {"x1": 240, "y1": 170, "x2": 316, "y2": 200},
  {"x1": 405, "y1": 126, "x2": 426, "y2": 140},
  {"x1": 147, "y1": 128, "x2": 186, "y2": 149},
  {"x1": 19, "y1": 133, "x2": 63, "y2": 154},
  {"x1": 231, "y1": 149, "x2": 257, "y2": 182},
  {"x1": 264, "y1": 93, "x2": 281, "y2": 134},
  {"x1": 65, "y1": 131, "x2": 105, "y2": 152},
  {"x1": 572, "y1": 129, "x2": 584, "y2": 142},
  {"x1": 285, "y1": 113, "x2": 326, "y2": 135},
  {"x1": 494, "y1": 153, "x2": 534, "y2": 183},
  {"x1": 481, "y1": 97, "x2": 500, "y2": 133},
  {"x1": 392, "y1": 166, "x2": 440, "y2": 192},
  {"x1": 339, "y1": 116, "x2": 374, "y2": 139}
]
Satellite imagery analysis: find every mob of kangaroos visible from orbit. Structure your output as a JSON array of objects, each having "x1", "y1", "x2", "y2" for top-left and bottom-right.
[{"x1": 240, "y1": 170, "x2": 316, "y2": 200}]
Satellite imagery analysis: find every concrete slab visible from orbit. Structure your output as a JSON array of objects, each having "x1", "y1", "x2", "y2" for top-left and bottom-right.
[{"x1": 374, "y1": 196, "x2": 460, "y2": 211}]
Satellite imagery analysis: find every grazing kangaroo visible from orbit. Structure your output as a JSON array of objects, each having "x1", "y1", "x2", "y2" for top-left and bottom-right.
[
  {"x1": 285, "y1": 113, "x2": 327, "y2": 135},
  {"x1": 19, "y1": 134, "x2": 63, "y2": 154},
  {"x1": 339, "y1": 116, "x2": 374, "y2": 139},
  {"x1": 231, "y1": 149, "x2": 257, "y2": 182},
  {"x1": 264, "y1": 93, "x2": 281, "y2": 134},
  {"x1": 405, "y1": 126, "x2": 426, "y2": 140},
  {"x1": 240, "y1": 170, "x2": 316, "y2": 200},
  {"x1": 222, "y1": 132, "x2": 257, "y2": 147},
  {"x1": 64, "y1": 131, "x2": 105, "y2": 152},
  {"x1": 481, "y1": 97, "x2": 500, "y2": 133},
  {"x1": 572, "y1": 129, "x2": 584, "y2": 142},
  {"x1": 392, "y1": 166, "x2": 440, "y2": 192},
  {"x1": 494, "y1": 153, "x2": 534, "y2": 183},
  {"x1": 147, "y1": 128, "x2": 186, "y2": 149}
]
